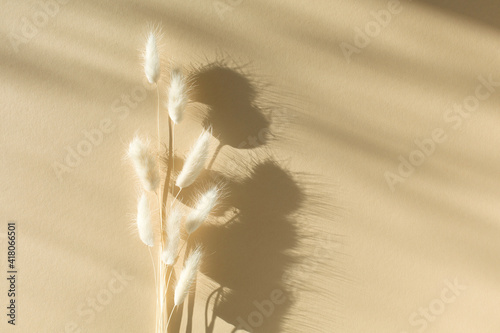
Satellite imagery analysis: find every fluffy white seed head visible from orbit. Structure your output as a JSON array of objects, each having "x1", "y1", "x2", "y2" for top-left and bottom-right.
[
  {"x1": 185, "y1": 186, "x2": 219, "y2": 234},
  {"x1": 167, "y1": 67, "x2": 188, "y2": 124},
  {"x1": 128, "y1": 136, "x2": 160, "y2": 192},
  {"x1": 174, "y1": 246, "x2": 203, "y2": 306},
  {"x1": 161, "y1": 206, "x2": 183, "y2": 265},
  {"x1": 144, "y1": 31, "x2": 160, "y2": 84},
  {"x1": 176, "y1": 130, "x2": 211, "y2": 189},
  {"x1": 136, "y1": 192, "x2": 154, "y2": 247}
]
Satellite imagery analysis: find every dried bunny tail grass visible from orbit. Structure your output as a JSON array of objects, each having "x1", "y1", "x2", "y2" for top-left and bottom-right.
[
  {"x1": 161, "y1": 206, "x2": 183, "y2": 265},
  {"x1": 185, "y1": 186, "x2": 220, "y2": 234},
  {"x1": 136, "y1": 192, "x2": 154, "y2": 247},
  {"x1": 143, "y1": 29, "x2": 161, "y2": 84},
  {"x1": 174, "y1": 246, "x2": 203, "y2": 306},
  {"x1": 167, "y1": 67, "x2": 189, "y2": 124},
  {"x1": 128, "y1": 136, "x2": 160, "y2": 192},
  {"x1": 175, "y1": 129, "x2": 211, "y2": 189}
]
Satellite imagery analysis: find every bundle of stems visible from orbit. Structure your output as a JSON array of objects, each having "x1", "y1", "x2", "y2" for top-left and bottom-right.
[{"x1": 127, "y1": 28, "x2": 221, "y2": 333}]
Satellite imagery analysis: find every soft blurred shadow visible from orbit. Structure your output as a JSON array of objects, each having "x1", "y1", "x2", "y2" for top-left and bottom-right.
[
  {"x1": 189, "y1": 61, "x2": 270, "y2": 152},
  {"x1": 174, "y1": 159, "x2": 303, "y2": 333},
  {"x1": 419, "y1": 0, "x2": 500, "y2": 29},
  {"x1": 159, "y1": 59, "x2": 305, "y2": 331},
  {"x1": 158, "y1": 57, "x2": 341, "y2": 332}
]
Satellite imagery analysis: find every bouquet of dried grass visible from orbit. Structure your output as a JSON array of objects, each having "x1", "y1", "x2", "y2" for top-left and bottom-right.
[{"x1": 126, "y1": 27, "x2": 221, "y2": 333}]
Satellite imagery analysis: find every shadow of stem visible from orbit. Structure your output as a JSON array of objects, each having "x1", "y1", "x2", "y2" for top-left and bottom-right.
[{"x1": 164, "y1": 60, "x2": 304, "y2": 333}]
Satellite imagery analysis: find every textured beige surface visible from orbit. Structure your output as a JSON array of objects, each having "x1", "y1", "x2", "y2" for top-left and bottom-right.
[{"x1": 1, "y1": 0, "x2": 500, "y2": 332}]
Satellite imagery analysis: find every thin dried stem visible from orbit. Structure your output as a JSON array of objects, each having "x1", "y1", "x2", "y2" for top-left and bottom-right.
[
  {"x1": 155, "y1": 86, "x2": 164, "y2": 333},
  {"x1": 162, "y1": 118, "x2": 174, "y2": 221},
  {"x1": 149, "y1": 245, "x2": 159, "y2": 333},
  {"x1": 166, "y1": 305, "x2": 176, "y2": 330},
  {"x1": 165, "y1": 235, "x2": 190, "y2": 298},
  {"x1": 159, "y1": 116, "x2": 174, "y2": 333},
  {"x1": 148, "y1": 247, "x2": 158, "y2": 294},
  {"x1": 172, "y1": 125, "x2": 175, "y2": 197}
]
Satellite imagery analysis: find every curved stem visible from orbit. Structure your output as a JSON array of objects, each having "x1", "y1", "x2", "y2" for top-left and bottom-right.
[{"x1": 205, "y1": 286, "x2": 223, "y2": 333}]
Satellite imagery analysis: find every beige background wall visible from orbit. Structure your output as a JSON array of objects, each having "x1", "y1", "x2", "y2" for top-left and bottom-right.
[{"x1": 1, "y1": 0, "x2": 500, "y2": 332}]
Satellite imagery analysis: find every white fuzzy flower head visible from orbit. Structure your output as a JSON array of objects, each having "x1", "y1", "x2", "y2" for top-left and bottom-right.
[
  {"x1": 136, "y1": 192, "x2": 154, "y2": 247},
  {"x1": 144, "y1": 31, "x2": 160, "y2": 84},
  {"x1": 185, "y1": 186, "x2": 219, "y2": 234},
  {"x1": 167, "y1": 67, "x2": 188, "y2": 124},
  {"x1": 161, "y1": 206, "x2": 183, "y2": 265},
  {"x1": 127, "y1": 136, "x2": 160, "y2": 192},
  {"x1": 174, "y1": 246, "x2": 203, "y2": 306},
  {"x1": 176, "y1": 130, "x2": 211, "y2": 189}
]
